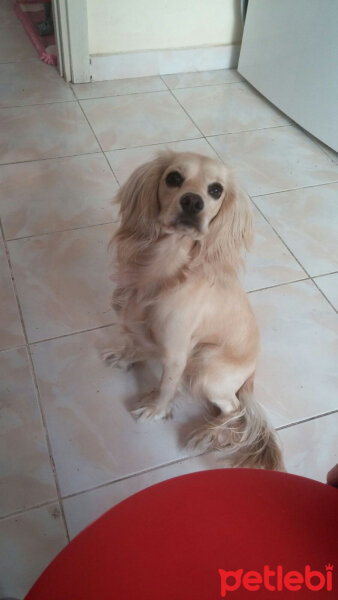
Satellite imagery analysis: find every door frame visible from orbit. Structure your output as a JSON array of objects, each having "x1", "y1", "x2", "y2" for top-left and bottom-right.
[{"x1": 52, "y1": 0, "x2": 90, "y2": 83}]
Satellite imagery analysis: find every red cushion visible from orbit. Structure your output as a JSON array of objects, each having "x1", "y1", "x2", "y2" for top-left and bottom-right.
[{"x1": 25, "y1": 469, "x2": 337, "y2": 599}]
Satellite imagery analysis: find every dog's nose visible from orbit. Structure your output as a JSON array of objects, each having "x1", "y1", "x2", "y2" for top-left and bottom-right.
[{"x1": 180, "y1": 193, "x2": 204, "y2": 215}]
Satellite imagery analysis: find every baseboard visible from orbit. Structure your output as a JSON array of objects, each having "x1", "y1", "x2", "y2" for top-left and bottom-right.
[{"x1": 90, "y1": 44, "x2": 241, "y2": 81}]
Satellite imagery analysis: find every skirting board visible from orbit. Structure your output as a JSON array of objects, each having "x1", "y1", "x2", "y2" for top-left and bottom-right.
[{"x1": 90, "y1": 44, "x2": 240, "y2": 81}]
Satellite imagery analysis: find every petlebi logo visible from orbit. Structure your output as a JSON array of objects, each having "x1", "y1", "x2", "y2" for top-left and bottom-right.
[{"x1": 218, "y1": 564, "x2": 334, "y2": 596}]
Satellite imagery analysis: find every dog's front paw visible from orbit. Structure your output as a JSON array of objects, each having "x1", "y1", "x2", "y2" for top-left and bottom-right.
[
  {"x1": 101, "y1": 349, "x2": 132, "y2": 371},
  {"x1": 132, "y1": 390, "x2": 173, "y2": 422}
]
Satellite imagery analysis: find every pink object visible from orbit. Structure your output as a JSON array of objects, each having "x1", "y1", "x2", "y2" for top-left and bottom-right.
[{"x1": 14, "y1": 1, "x2": 57, "y2": 66}]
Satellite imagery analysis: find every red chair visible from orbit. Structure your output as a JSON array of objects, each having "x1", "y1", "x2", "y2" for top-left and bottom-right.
[{"x1": 25, "y1": 469, "x2": 337, "y2": 599}]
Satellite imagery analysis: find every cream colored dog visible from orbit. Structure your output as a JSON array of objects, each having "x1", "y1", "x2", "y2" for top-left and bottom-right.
[{"x1": 106, "y1": 151, "x2": 284, "y2": 470}]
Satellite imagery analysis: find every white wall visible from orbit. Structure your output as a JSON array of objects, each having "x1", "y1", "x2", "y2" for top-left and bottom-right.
[{"x1": 87, "y1": 0, "x2": 243, "y2": 55}]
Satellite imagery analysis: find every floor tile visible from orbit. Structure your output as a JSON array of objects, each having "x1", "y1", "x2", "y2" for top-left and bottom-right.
[
  {"x1": 280, "y1": 412, "x2": 338, "y2": 483},
  {"x1": 173, "y1": 82, "x2": 289, "y2": 136},
  {"x1": 0, "y1": 21, "x2": 37, "y2": 63},
  {"x1": 0, "y1": 102, "x2": 100, "y2": 165},
  {"x1": 0, "y1": 60, "x2": 74, "y2": 107},
  {"x1": 314, "y1": 273, "x2": 338, "y2": 310},
  {"x1": 0, "y1": 347, "x2": 57, "y2": 517},
  {"x1": 31, "y1": 325, "x2": 205, "y2": 496},
  {"x1": 106, "y1": 137, "x2": 218, "y2": 184},
  {"x1": 0, "y1": 503, "x2": 67, "y2": 599},
  {"x1": 72, "y1": 75, "x2": 166, "y2": 100},
  {"x1": 0, "y1": 235, "x2": 24, "y2": 350},
  {"x1": 8, "y1": 223, "x2": 116, "y2": 342},
  {"x1": 0, "y1": 154, "x2": 119, "y2": 239},
  {"x1": 242, "y1": 207, "x2": 306, "y2": 292},
  {"x1": 250, "y1": 280, "x2": 338, "y2": 427},
  {"x1": 208, "y1": 126, "x2": 338, "y2": 196},
  {"x1": 254, "y1": 182, "x2": 338, "y2": 276},
  {"x1": 80, "y1": 91, "x2": 200, "y2": 151},
  {"x1": 162, "y1": 68, "x2": 242, "y2": 89},
  {"x1": 63, "y1": 452, "x2": 225, "y2": 539}
]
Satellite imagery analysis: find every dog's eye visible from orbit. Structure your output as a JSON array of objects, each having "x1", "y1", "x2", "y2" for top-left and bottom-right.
[
  {"x1": 166, "y1": 171, "x2": 184, "y2": 187},
  {"x1": 208, "y1": 182, "x2": 223, "y2": 199}
]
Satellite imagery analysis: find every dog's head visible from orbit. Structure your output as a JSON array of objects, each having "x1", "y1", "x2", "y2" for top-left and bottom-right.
[
  {"x1": 116, "y1": 151, "x2": 253, "y2": 268},
  {"x1": 158, "y1": 152, "x2": 231, "y2": 238}
]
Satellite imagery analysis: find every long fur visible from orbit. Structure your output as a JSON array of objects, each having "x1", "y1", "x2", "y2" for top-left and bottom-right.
[
  {"x1": 189, "y1": 376, "x2": 284, "y2": 471},
  {"x1": 199, "y1": 177, "x2": 253, "y2": 270},
  {"x1": 110, "y1": 151, "x2": 284, "y2": 471}
]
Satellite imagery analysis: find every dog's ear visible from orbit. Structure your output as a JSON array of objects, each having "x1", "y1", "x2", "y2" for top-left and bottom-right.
[
  {"x1": 116, "y1": 152, "x2": 173, "y2": 243},
  {"x1": 201, "y1": 174, "x2": 253, "y2": 269}
]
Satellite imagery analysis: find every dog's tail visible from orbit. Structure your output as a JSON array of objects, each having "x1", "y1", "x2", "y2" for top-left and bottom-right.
[{"x1": 192, "y1": 379, "x2": 285, "y2": 471}]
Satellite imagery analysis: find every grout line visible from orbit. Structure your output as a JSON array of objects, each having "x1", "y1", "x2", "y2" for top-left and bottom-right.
[
  {"x1": 161, "y1": 79, "x2": 244, "y2": 91},
  {"x1": 0, "y1": 343, "x2": 26, "y2": 354},
  {"x1": 78, "y1": 88, "x2": 173, "y2": 103},
  {"x1": 250, "y1": 197, "x2": 338, "y2": 315},
  {"x1": 247, "y1": 276, "x2": 309, "y2": 295},
  {"x1": 0, "y1": 499, "x2": 59, "y2": 523},
  {"x1": 206, "y1": 123, "x2": 294, "y2": 139},
  {"x1": 61, "y1": 451, "x2": 209, "y2": 501},
  {"x1": 160, "y1": 74, "x2": 206, "y2": 138},
  {"x1": 105, "y1": 161, "x2": 122, "y2": 186},
  {"x1": 0, "y1": 97, "x2": 78, "y2": 111},
  {"x1": 251, "y1": 179, "x2": 338, "y2": 199},
  {"x1": 104, "y1": 134, "x2": 205, "y2": 157},
  {"x1": 108, "y1": 134, "x2": 204, "y2": 153},
  {"x1": 0, "y1": 150, "x2": 103, "y2": 168},
  {"x1": 71, "y1": 87, "x2": 168, "y2": 102},
  {"x1": 0, "y1": 98, "x2": 76, "y2": 110},
  {"x1": 28, "y1": 321, "x2": 117, "y2": 346},
  {"x1": 204, "y1": 135, "x2": 228, "y2": 162},
  {"x1": 71, "y1": 78, "x2": 244, "y2": 102},
  {"x1": 313, "y1": 270, "x2": 338, "y2": 279},
  {"x1": 68, "y1": 83, "x2": 78, "y2": 101},
  {"x1": 0, "y1": 220, "x2": 70, "y2": 542},
  {"x1": 276, "y1": 409, "x2": 338, "y2": 432},
  {"x1": 307, "y1": 276, "x2": 338, "y2": 315},
  {"x1": 76, "y1": 99, "x2": 121, "y2": 187},
  {"x1": 5, "y1": 218, "x2": 119, "y2": 243}
]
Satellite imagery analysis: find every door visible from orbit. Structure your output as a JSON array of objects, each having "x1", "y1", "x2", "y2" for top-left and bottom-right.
[
  {"x1": 52, "y1": 0, "x2": 90, "y2": 83},
  {"x1": 238, "y1": 0, "x2": 338, "y2": 151}
]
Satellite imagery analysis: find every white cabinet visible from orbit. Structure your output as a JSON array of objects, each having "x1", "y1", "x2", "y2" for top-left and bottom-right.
[{"x1": 238, "y1": 0, "x2": 338, "y2": 151}]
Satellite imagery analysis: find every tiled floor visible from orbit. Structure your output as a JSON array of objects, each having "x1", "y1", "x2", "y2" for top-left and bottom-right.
[{"x1": 0, "y1": 2, "x2": 338, "y2": 597}]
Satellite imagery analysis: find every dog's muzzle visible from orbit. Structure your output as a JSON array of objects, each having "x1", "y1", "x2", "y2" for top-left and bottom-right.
[
  {"x1": 180, "y1": 193, "x2": 204, "y2": 215},
  {"x1": 174, "y1": 193, "x2": 204, "y2": 231}
]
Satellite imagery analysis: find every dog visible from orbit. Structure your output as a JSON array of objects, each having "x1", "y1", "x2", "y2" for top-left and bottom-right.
[{"x1": 106, "y1": 151, "x2": 284, "y2": 471}]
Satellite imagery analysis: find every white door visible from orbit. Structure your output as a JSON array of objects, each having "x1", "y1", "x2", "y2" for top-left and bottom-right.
[
  {"x1": 238, "y1": 0, "x2": 338, "y2": 152},
  {"x1": 52, "y1": 0, "x2": 90, "y2": 83}
]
